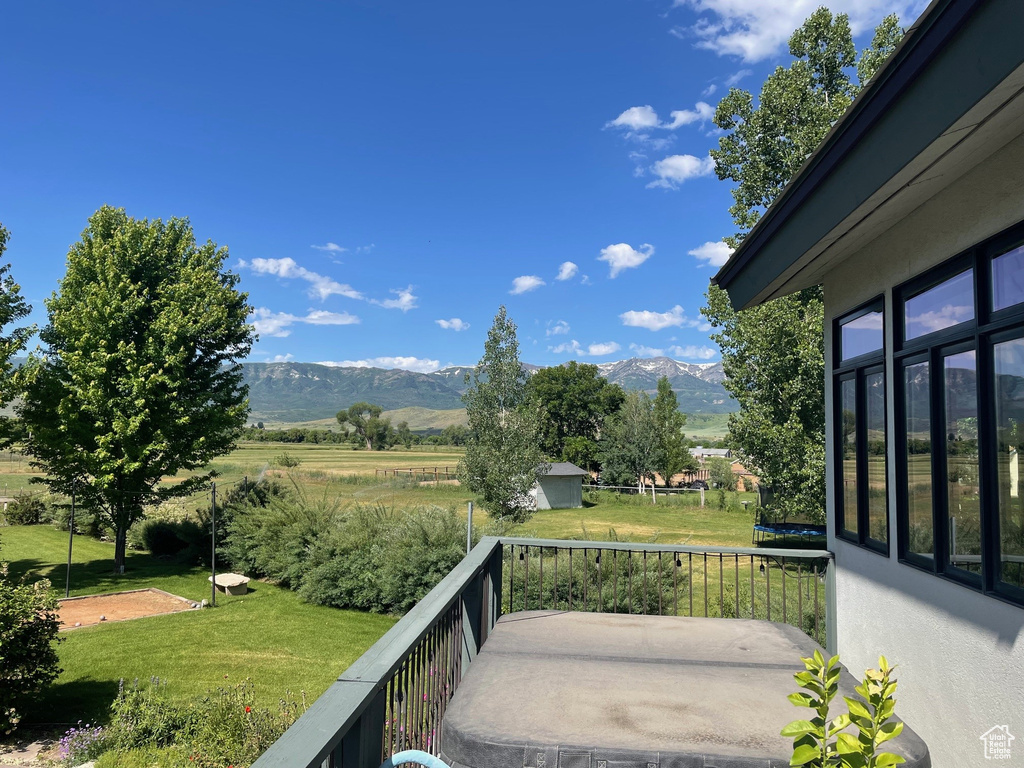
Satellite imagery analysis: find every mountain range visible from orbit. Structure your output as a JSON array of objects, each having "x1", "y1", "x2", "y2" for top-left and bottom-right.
[{"x1": 242, "y1": 357, "x2": 735, "y2": 423}]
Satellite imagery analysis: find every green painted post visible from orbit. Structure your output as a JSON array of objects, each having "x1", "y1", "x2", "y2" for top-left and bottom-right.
[
  {"x1": 825, "y1": 557, "x2": 837, "y2": 655},
  {"x1": 338, "y1": 689, "x2": 386, "y2": 768}
]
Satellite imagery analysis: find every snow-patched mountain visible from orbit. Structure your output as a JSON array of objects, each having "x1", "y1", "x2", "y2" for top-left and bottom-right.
[
  {"x1": 595, "y1": 358, "x2": 732, "y2": 411},
  {"x1": 242, "y1": 357, "x2": 733, "y2": 423}
]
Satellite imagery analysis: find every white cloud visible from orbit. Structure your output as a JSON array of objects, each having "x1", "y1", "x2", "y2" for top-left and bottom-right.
[
  {"x1": 587, "y1": 342, "x2": 621, "y2": 356},
  {"x1": 547, "y1": 320, "x2": 570, "y2": 336},
  {"x1": 599, "y1": 243, "x2": 654, "y2": 278},
  {"x1": 648, "y1": 154, "x2": 716, "y2": 189},
  {"x1": 702, "y1": 84, "x2": 718, "y2": 97},
  {"x1": 436, "y1": 318, "x2": 470, "y2": 331},
  {"x1": 251, "y1": 307, "x2": 360, "y2": 338},
  {"x1": 240, "y1": 257, "x2": 363, "y2": 301},
  {"x1": 620, "y1": 305, "x2": 687, "y2": 331},
  {"x1": 673, "y1": 2, "x2": 924, "y2": 63},
  {"x1": 510, "y1": 275, "x2": 546, "y2": 295},
  {"x1": 549, "y1": 339, "x2": 584, "y2": 356},
  {"x1": 620, "y1": 304, "x2": 710, "y2": 332},
  {"x1": 668, "y1": 344, "x2": 717, "y2": 360},
  {"x1": 688, "y1": 241, "x2": 734, "y2": 267},
  {"x1": 606, "y1": 105, "x2": 660, "y2": 130},
  {"x1": 629, "y1": 343, "x2": 665, "y2": 357},
  {"x1": 316, "y1": 356, "x2": 441, "y2": 374},
  {"x1": 556, "y1": 261, "x2": 578, "y2": 281},
  {"x1": 725, "y1": 68, "x2": 753, "y2": 86},
  {"x1": 372, "y1": 285, "x2": 418, "y2": 312},
  {"x1": 269, "y1": 353, "x2": 294, "y2": 363},
  {"x1": 312, "y1": 242, "x2": 346, "y2": 253},
  {"x1": 664, "y1": 102, "x2": 714, "y2": 129},
  {"x1": 548, "y1": 339, "x2": 621, "y2": 357}
]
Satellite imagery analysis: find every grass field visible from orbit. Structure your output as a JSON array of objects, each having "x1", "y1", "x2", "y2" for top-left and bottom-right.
[
  {"x1": 1, "y1": 526, "x2": 396, "y2": 726},
  {"x1": 0, "y1": 440, "x2": 797, "y2": 736}
]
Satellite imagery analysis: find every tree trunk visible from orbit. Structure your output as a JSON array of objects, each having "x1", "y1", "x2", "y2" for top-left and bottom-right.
[
  {"x1": 113, "y1": 525, "x2": 128, "y2": 574},
  {"x1": 365, "y1": 436, "x2": 373, "y2": 450}
]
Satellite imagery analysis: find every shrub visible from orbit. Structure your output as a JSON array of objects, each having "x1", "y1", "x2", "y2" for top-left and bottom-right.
[
  {"x1": 298, "y1": 504, "x2": 475, "y2": 614},
  {"x1": 4, "y1": 495, "x2": 47, "y2": 525},
  {"x1": 0, "y1": 565, "x2": 62, "y2": 735},
  {"x1": 274, "y1": 452, "x2": 301, "y2": 468},
  {"x1": 139, "y1": 519, "x2": 189, "y2": 558},
  {"x1": 99, "y1": 678, "x2": 304, "y2": 768}
]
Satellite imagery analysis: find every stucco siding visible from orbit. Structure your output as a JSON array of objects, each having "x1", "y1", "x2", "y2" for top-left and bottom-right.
[{"x1": 822, "y1": 133, "x2": 1024, "y2": 766}]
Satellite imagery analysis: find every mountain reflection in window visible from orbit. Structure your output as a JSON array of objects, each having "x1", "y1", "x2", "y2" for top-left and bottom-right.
[
  {"x1": 840, "y1": 310, "x2": 883, "y2": 361},
  {"x1": 904, "y1": 269, "x2": 974, "y2": 341},
  {"x1": 992, "y1": 244, "x2": 1024, "y2": 312}
]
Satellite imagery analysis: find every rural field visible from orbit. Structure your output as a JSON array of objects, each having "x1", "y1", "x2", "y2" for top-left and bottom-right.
[{"x1": 0, "y1": 439, "x2": 804, "y2": 739}]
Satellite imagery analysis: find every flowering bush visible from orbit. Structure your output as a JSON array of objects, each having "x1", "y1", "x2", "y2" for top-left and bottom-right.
[{"x1": 58, "y1": 722, "x2": 108, "y2": 765}]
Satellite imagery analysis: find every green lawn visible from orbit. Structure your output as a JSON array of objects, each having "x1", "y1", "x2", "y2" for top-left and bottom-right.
[{"x1": 1, "y1": 526, "x2": 396, "y2": 727}]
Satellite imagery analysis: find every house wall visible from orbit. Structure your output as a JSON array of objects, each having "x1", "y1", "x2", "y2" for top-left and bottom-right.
[
  {"x1": 822, "y1": 133, "x2": 1024, "y2": 766},
  {"x1": 535, "y1": 476, "x2": 582, "y2": 510}
]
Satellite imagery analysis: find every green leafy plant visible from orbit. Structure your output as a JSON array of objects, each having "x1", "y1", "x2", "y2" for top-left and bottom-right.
[
  {"x1": 0, "y1": 565, "x2": 63, "y2": 734},
  {"x1": 274, "y1": 452, "x2": 301, "y2": 468},
  {"x1": 782, "y1": 650, "x2": 904, "y2": 767}
]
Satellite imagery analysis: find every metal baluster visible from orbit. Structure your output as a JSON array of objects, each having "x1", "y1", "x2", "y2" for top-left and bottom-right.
[
  {"x1": 583, "y1": 548, "x2": 589, "y2": 610},
  {"x1": 524, "y1": 546, "x2": 530, "y2": 611},
  {"x1": 657, "y1": 552, "x2": 663, "y2": 615},
  {"x1": 568, "y1": 547, "x2": 573, "y2": 611},
  {"x1": 782, "y1": 557, "x2": 788, "y2": 625},
  {"x1": 688, "y1": 553, "x2": 693, "y2": 617},
  {"x1": 597, "y1": 550, "x2": 603, "y2": 612},
  {"x1": 766, "y1": 557, "x2": 772, "y2": 622},
  {"x1": 628, "y1": 551, "x2": 633, "y2": 614},
  {"x1": 797, "y1": 562, "x2": 803, "y2": 631},
  {"x1": 749, "y1": 556, "x2": 755, "y2": 619},
  {"x1": 613, "y1": 550, "x2": 618, "y2": 613},
  {"x1": 553, "y1": 548, "x2": 559, "y2": 609},
  {"x1": 673, "y1": 553, "x2": 678, "y2": 616},
  {"x1": 703, "y1": 552, "x2": 708, "y2": 617},
  {"x1": 734, "y1": 555, "x2": 740, "y2": 619},
  {"x1": 642, "y1": 551, "x2": 648, "y2": 615},
  {"x1": 538, "y1": 547, "x2": 544, "y2": 610}
]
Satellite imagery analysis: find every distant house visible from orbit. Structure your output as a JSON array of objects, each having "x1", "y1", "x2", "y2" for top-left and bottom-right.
[
  {"x1": 532, "y1": 462, "x2": 589, "y2": 510},
  {"x1": 689, "y1": 446, "x2": 732, "y2": 461}
]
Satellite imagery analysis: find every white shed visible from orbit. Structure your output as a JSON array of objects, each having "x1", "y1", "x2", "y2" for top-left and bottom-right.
[{"x1": 532, "y1": 462, "x2": 589, "y2": 510}]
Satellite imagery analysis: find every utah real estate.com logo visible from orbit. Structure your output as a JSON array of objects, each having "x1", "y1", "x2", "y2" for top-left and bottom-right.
[{"x1": 980, "y1": 725, "x2": 1015, "y2": 760}]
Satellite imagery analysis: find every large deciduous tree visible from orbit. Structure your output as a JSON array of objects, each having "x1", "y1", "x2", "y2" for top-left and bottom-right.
[
  {"x1": 599, "y1": 391, "x2": 661, "y2": 491},
  {"x1": 702, "y1": 9, "x2": 902, "y2": 522},
  {"x1": 20, "y1": 206, "x2": 255, "y2": 571},
  {"x1": 337, "y1": 402, "x2": 394, "y2": 450},
  {"x1": 652, "y1": 377, "x2": 696, "y2": 486},
  {"x1": 0, "y1": 224, "x2": 32, "y2": 447},
  {"x1": 458, "y1": 306, "x2": 546, "y2": 523},
  {"x1": 527, "y1": 360, "x2": 625, "y2": 468}
]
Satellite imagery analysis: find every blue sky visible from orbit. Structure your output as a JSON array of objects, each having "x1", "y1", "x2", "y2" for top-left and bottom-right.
[{"x1": 2, "y1": 0, "x2": 925, "y2": 372}]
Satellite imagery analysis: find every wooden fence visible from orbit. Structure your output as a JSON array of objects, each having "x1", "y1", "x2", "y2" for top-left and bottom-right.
[{"x1": 375, "y1": 466, "x2": 459, "y2": 482}]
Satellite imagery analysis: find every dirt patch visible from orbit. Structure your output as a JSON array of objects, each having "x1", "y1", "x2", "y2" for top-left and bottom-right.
[{"x1": 59, "y1": 588, "x2": 198, "y2": 630}]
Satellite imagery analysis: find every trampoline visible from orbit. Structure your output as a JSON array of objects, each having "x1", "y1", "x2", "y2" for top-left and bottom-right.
[{"x1": 752, "y1": 513, "x2": 825, "y2": 544}]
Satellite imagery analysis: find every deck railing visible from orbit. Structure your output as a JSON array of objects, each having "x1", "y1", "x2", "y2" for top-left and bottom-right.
[{"x1": 251, "y1": 536, "x2": 834, "y2": 768}]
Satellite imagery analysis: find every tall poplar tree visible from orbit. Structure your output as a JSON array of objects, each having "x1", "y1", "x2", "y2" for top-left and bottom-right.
[
  {"x1": 0, "y1": 224, "x2": 32, "y2": 448},
  {"x1": 20, "y1": 206, "x2": 255, "y2": 571},
  {"x1": 702, "y1": 9, "x2": 903, "y2": 522},
  {"x1": 458, "y1": 306, "x2": 545, "y2": 523}
]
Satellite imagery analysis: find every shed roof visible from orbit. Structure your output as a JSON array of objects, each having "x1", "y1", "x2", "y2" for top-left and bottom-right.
[
  {"x1": 540, "y1": 462, "x2": 589, "y2": 477},
  {"x1": 712, "y1": 0, "x2": 1024, "y2": 309}
]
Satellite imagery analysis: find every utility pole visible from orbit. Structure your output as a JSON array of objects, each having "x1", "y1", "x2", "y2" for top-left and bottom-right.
[
  {"x1": 65, "y1": 481, "x2": 76, "y2": 598},
  {"x1": 210, "y1": 482, "x2": 217, "y2": 607}
]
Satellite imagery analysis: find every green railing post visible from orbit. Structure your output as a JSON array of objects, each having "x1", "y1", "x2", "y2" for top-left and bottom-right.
[
  {"x1": 825, "y1": 556, "x2": 837, "y2": 655},
  {"x1": 486, "y1": 543, "x2": 503, "y2": 636},
  {"x1": 460, "y1": 569, "x2": 483, "y2": 671},
  {"x1": 338, "y1": 688, "x2": 386, "y2": 768}
]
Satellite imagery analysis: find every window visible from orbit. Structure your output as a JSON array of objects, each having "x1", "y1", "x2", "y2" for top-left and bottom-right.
[
  {"x1": 834, "y1": 300, "x2": 887, "y2": 553},
  {"x1": 896, "y1": 223, "x2": 1024, "y2": 604}
]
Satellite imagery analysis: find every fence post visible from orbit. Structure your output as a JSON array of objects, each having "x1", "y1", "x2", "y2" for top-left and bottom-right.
[
  {"x1": 337, "y1": 689, "x2": 387, "y2": 768},
  {"x1": 700, "y1": 488, "x2": 705, "y2": 507}
]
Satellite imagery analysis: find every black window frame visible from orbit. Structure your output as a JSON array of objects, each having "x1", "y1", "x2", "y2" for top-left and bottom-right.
[
  {"x1": 894, "y1": 219, "x2": 1024, "y2": 607},
  {"x1": 833, "y1": 297, "x2": 888, "y2": 555}
]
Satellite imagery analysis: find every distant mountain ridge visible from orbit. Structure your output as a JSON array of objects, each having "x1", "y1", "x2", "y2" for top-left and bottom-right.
[{"x1": 242, "y1": 357, "x2": 734, "y2": 422}]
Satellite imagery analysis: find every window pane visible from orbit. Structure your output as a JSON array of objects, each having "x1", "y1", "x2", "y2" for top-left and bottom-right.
[
  {"x1": 841, "y1": 378, "x2": 858, "y2": 536},
  {"x1": 994, "y1": 337, "x2": 1024, "y2": 591},
  {"x1": 944, "y1": 350, "x2": 980, "y2": 576},
  {"x1": 905, "y1": 362, "x2": 933, "y2": 559},
  {"x1": 992, "y1": 244, "x2": 1024, "y2": 312},
  {"x1": 866, "y1": 371, "x2": 887, "y2": 543},
  {"x1": 904, "y1": 269, "x2": 974, "y2": 340},
  {"x1": 840, "y1": 310, "x2": 883, "y2": 361}
]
